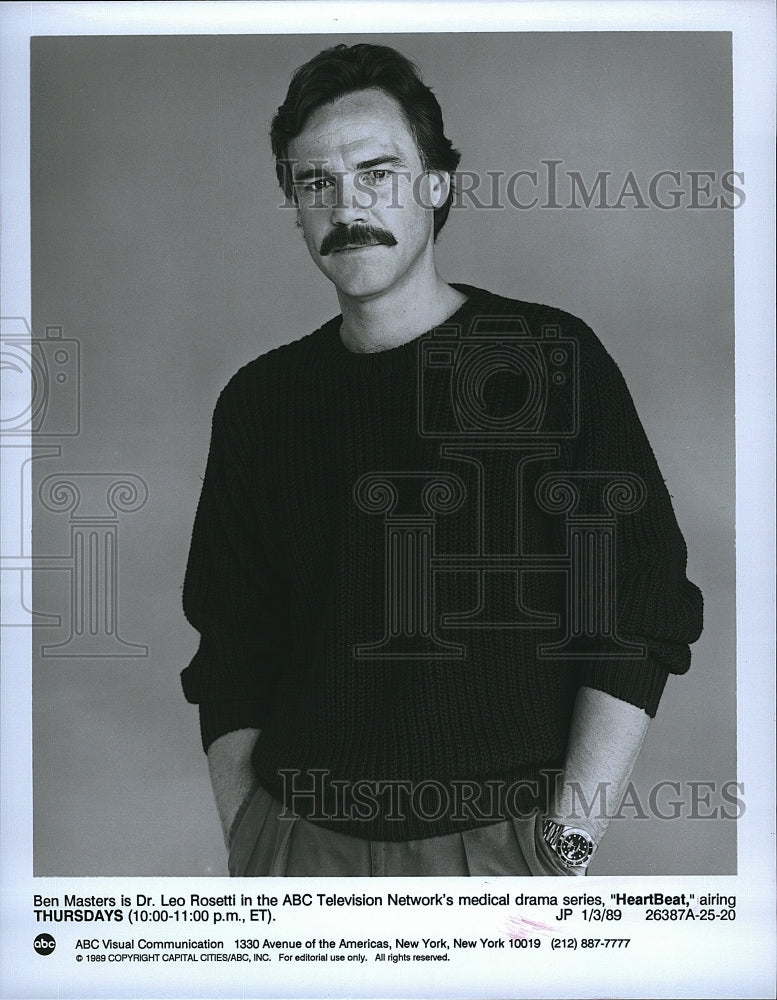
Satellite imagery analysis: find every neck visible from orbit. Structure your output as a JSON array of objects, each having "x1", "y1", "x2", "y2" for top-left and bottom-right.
[{"x1": 336, "y1": 260, "x2": 468, "y2": 354}]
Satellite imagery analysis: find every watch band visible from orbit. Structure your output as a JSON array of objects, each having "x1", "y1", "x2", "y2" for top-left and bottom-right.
[{"x1": 541, "y1": 819, "x2": 596, "y2": 868}]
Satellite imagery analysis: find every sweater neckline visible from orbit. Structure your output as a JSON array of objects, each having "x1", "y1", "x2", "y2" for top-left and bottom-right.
[{"x1": 314, "y1": 284, "x2": 499, "y2": 372}]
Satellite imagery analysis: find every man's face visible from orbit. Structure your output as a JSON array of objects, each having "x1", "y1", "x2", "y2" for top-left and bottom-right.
[{"x1": 287, "y1": 88, "x2": 447, "y2": 301}]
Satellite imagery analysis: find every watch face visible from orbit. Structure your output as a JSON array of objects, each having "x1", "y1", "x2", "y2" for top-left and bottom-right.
[{"x1": 558, "y1": 831, "x2": 593, "y2": 865}]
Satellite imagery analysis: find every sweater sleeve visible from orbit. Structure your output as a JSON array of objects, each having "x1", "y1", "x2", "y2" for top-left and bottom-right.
[
  {"x1": 181, "y1": 376, "x2": 284, "y2": 750},
  {"x1": 565, "y1": 323, "x2": 703, "y2": 717}
]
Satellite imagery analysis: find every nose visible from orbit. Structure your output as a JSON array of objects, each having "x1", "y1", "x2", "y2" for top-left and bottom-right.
[{"x1": 329, "y1": 172, "x2": 370, "y2": 226}]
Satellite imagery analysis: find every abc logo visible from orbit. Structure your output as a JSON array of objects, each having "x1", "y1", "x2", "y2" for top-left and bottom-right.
[{"x1": 34, "y1": 933, "x2": 56, "y2": 955}]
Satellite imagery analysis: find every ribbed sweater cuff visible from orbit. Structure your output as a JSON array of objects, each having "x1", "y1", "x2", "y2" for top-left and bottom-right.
[
  {"x1": 579, "y1": 659, "x2": 670, "y2": 718},
  {"x1": 198, "y1": 700, "x2": 264, "y2": 752}
]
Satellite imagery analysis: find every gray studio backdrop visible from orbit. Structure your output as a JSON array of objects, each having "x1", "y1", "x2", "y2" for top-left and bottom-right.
[{"x1": 30, "y1": 32, "x2": 735, "y2": 876}]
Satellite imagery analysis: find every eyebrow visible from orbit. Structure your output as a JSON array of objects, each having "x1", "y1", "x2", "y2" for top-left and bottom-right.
[
  {"x1": 292, "y1": 154, "x2": 409, "y2": 184},
  {"x1": 355, "y1": 155, "x2": 408, "y2": 171}
]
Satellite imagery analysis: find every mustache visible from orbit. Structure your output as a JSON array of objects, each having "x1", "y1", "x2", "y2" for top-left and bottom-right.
[{"x1": 319, "y1": 225, "x2": 398, "y2": 256}]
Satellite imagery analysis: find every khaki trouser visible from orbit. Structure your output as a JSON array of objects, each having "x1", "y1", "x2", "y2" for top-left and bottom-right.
[{"x1": 228, "y1": 784, "x2": 545, "y2": 877}]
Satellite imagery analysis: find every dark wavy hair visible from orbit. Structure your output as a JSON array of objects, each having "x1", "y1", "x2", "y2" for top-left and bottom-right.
[{"x1": 270, "y1": 43, "x2": 461, "y2": 239}]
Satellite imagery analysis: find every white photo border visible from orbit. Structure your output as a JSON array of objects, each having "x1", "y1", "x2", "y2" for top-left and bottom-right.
[{"x1": 1, "y1": 3, "x2": 774, "y2": 998}]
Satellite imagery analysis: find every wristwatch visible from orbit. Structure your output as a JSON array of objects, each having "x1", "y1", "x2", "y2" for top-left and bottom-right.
[{"x1": 541, "y1": 819, "x2": 596, "y2": 869}]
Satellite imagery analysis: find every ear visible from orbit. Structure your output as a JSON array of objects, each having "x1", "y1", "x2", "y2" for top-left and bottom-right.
[{"x1": 425, "y1": 170, "x2": 451, "y2": 209}]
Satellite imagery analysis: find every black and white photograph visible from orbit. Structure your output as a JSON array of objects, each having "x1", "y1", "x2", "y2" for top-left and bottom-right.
[{"x1": 1, "y1": 2, "x2": 774, "y2": 998}]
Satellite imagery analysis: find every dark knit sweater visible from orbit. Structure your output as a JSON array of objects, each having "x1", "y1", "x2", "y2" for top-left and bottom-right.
[{"x1": 181, "y1": 285, "x2": 703, "y2": 841}]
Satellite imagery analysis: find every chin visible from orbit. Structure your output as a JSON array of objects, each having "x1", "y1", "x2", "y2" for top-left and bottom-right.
[
  {"x1": 322, "y1": 257, "x2": 399, "y2": 300},
  {"x1": 335, "y1": 277, "x2": 394, "y2": 299}
]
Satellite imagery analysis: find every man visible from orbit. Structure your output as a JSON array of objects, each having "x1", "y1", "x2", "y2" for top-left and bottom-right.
[{"x1": 181, "y1": 43, "x2": 703, "y2": 877}]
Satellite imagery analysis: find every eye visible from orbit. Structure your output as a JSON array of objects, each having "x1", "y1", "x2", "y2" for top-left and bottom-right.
[
  {"x1": 359, "y1": 169, "x2": 392, "y2": 186},
  {"x1": 299, "y1": 177, "x2": 334, "y2": 193}
]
